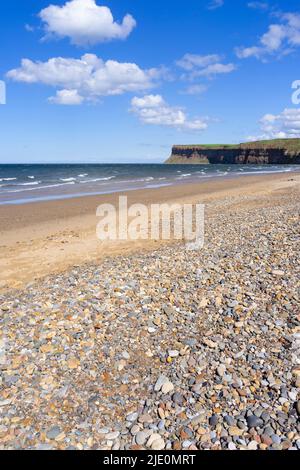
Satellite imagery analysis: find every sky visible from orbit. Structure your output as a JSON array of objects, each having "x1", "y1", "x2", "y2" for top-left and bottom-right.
[{"x1": 0, "y1": 0, "x2": 300, "y2": 163}]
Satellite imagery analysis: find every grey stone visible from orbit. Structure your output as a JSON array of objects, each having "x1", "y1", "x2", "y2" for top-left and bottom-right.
[
  {"x1": 46, "y1": 426, "x2": 61, "y2": 440},
  {"x1": 247, "y1": 415, "x2": 263, "y2": 428}
]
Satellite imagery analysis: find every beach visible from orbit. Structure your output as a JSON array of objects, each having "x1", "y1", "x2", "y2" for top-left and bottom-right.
[
  {"x1": 0, "y1": 171, "x2": 300, "y2": 450},
  {"x1": 0, "y1": 171, "x2": 299, "y2": 291}
]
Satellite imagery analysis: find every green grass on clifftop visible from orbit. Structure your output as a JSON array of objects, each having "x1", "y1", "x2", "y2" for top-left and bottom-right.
[{"x1": 173, "y1": 138, "x2": 300, "y2": 152}]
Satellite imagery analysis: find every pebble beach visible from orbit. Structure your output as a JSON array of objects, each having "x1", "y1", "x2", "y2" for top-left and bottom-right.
[{"x1": 0, "y1": 174, "x2": 299, "y2": 450}]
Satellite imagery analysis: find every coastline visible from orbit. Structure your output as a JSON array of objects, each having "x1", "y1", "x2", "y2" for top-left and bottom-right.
[
  {"x1": 0, "y1": 171, "x2": 299, "y2": 291},
  {"x1": 1, "y1": 163, "x2": 299, "y2": 206},
  {"x1": 1, "y1": 170, "x2": 299, "y2": 450}
]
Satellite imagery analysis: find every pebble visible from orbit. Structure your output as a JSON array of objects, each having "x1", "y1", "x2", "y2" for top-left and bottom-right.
[
  {"x1": 168, "y1": 350, "x2": 179, "y2": 358},
  {"x1": 46, "y1": 426, "x2": 61, "y2": 440},
  {"x1": 272, "y1": 270, "x2": 285, "y2": 276},
  {"x1": 247, "y1": 415, "x2": 263, "y2": 429},
  {"x1": 271, "y1": 434, "x2": 281, "y2": 445},
  {"x1": 126, "y1": 412, "x2": 138, "y2": 422},
  {"x1": 154, "y1": 375, "x2": 168, "y2": 392},
  {"x1": 172, "y1": 392, "x2": 184, "y2": 405},
  {"x1": 135, "y1": 430, "x2": 152, "y2": 446},
  {"x1": 228, "y1": 442, "x2": 237, "y2": 450},
  {"x1": 161, "y1": 380, "x2": 174, "y2": 394},
  {"x1": 217, "y1": 364, "x2": 226, "y2": 377},
  {"x1": 151, "y1": 438, "x2": 165, "y2": 450},
  {"x1": 209, "y1": 415, "x2": 218, "y2": 427},
  {"x1": 1, "y1": 186, "x2": 299, "y2": 450},
  {"x1": 224, "y1": 415, "x2": 236, "y2": 426},
  {"x1": 229, "y1": 426, "x2": 244, "y2": 437},
  {"x1": 146, "y1": 433, "x2": 162, "y2": 448},
  {"x1": 203, "y1": 338, "x2": 217, "y2": 349},
  {"x1": 261, "y1": 434, "x2": 273, "y2": 446},
  {"x1": 130, "y1": 425, "x2": 140, "y2": 436}
]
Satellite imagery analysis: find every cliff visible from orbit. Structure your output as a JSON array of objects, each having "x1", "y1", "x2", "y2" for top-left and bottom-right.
[{"x1": 165, "y1": 139, "x2": 300, "y2": 164}]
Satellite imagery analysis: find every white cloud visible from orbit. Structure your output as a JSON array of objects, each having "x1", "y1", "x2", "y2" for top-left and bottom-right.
[
  {"x1": 176, "y1": 54, "x2": 221, "y2": 71},
  {"x1": 7, "y1": 54, "x2": 162, "y2": 104},
  {"x1": 39, "y1": 0, "x2": 136, "y2": 45},
  {"x1": 49, "y1": 89, "x2": 84, "y2": 105},
  {"x1": 247, "y1": 108, "x2": 300, "y2": 140},
  {"x1": 247, "y1": 2, "x2": 269, "y2": 10},
  {"x1": 207, "y1": 0, "x2": 224, "y2": 10},
  {"x1": 236, "y1": 12, "x2": 300, "y2": 60},
  {"x1": 131, "y1": 94, "x2": 208, "y2": 131},
  {"x1": 181, "y1": 84, "x2": 208, "y2": 95},
  {"x1": 195, "y1": 62, "x2": 236, "y2": 77},
  {"x1": 176, "y1": 53, "x2": 236, "y2": 79}
]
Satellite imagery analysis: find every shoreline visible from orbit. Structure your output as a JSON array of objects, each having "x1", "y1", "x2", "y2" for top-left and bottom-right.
[
  {"x1": 1, "y1": 165, "x2": 299, "y2": 206},
  {"x1": 0, "y1": 171, "x2": 299, "y2": 292}
]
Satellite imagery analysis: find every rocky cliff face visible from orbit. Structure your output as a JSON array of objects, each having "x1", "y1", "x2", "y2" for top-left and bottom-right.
[{"x1": 166, "y1": 144, "x2": 300, "y2": 165}]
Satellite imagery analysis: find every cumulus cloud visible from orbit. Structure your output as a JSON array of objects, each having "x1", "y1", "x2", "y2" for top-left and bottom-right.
[
  {"x1": 131, "y1": 94, "x2": 208, "y2": 131},
  {"x1": 39, "y1": 0, "x2": 136, "y2": 45},
  {"x1": 176, "y1": 53, "x2": 236, "y2": 79},
  {"x1": 49, "y1": 89, "x2": 84, "y2": 105},
  {"x1": 236, "y1": 12, "x2": 300, "y2": 60},
  {"x1": 7, "y1": 54, "x2": 161, "y2": 104},
  {"x1": 247, "y1": 108, "x2": 300, "y2": 140}
]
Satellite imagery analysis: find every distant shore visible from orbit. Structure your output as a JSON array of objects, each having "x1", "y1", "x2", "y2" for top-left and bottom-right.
[{"x1": 0, "y1": 171, "x2": 299, "y2": 291}]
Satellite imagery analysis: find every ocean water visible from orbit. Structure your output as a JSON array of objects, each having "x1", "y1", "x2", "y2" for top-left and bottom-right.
[{"x1": 0, "y1": 163, "x2": 299, "y2": 205}]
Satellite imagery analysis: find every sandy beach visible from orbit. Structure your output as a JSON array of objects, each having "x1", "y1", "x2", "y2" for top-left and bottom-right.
[
  {"x1": 0, "y1": 171, "x2": 300, "y2": 450},
  {"x1": 0, "y1": 172, "x2": 299, "y2": 291}
]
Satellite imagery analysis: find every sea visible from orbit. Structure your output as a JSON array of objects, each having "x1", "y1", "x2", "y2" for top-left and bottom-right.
[{"x1": 0, "y1": 163, "x2": 299, "y2": 205}]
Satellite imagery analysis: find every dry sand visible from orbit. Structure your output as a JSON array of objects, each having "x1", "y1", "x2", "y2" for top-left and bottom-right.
[{"x1": 0, "y1": 172, "x2": 299, "y2": 291}]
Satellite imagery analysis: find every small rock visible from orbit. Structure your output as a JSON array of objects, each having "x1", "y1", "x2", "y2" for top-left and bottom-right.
[
  {"x1": 161, "y1": 380, "x2": 174, "y2": 394},
  {"x1": 248, "y1": 441, "x2": 258, "y2": 450},
  {"x1": 126, "y1": 412, "x2": 138, "y2": 422},
  {"x1": 168, "y1": 350, "x2": 179, "y2": 358},
  {"x1": 228, "y1": 426, "x2": 243, "y2": 437},
  {"x1": 46, "y1": 426, "x2": 61, "y2": 440},
  {"x1": 271, "y1": 434, "x2": 281, "y2": 445},
  {"x1": 203, "y1": 338, "x2": 217, "y2": 349},
  {"x1": 151, "y1": 438, "x2": 165, "y2": 450},
  {"x1": 130, "y1": 425, "x2": 140, "y2": 436},
  {"x1": 154, "y1": 375, "x2": 168, "y2": 392},
  {"x1": 261, "y1": 434, "x2": 273, "y2": 447},
  {"x1": 272, "y1": 270, "x2": 285, "y2": 276},
  {"x1": 135, "y1": 430, "x2": 152, "y2": 446},
  {"x1": 247, "y1": 415, "x2": 263, "y2": 428},
  {"x1": 217, "y1": 364, "x2": 226, "y2": 377},
  {"x1": 224, "y1": 415, "x2": 235, "y2": 426},
  {"x1": 148, "y1": 327, "x2": 156, "y2": 333},
  {"x1": 146, "y1": 433, "x2": 161, "y2": 448},
  {"x1": 209, "y1": 414, "x2": 218, "y2": 427},
  {"x1": 172, "y1": 392, "x2": 184, "y2": 405}
]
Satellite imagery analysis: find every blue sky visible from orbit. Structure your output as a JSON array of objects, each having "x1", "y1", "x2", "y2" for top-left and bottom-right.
[{"x1": 1, "y1": 0, "x2": 300, "y2": 163}]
